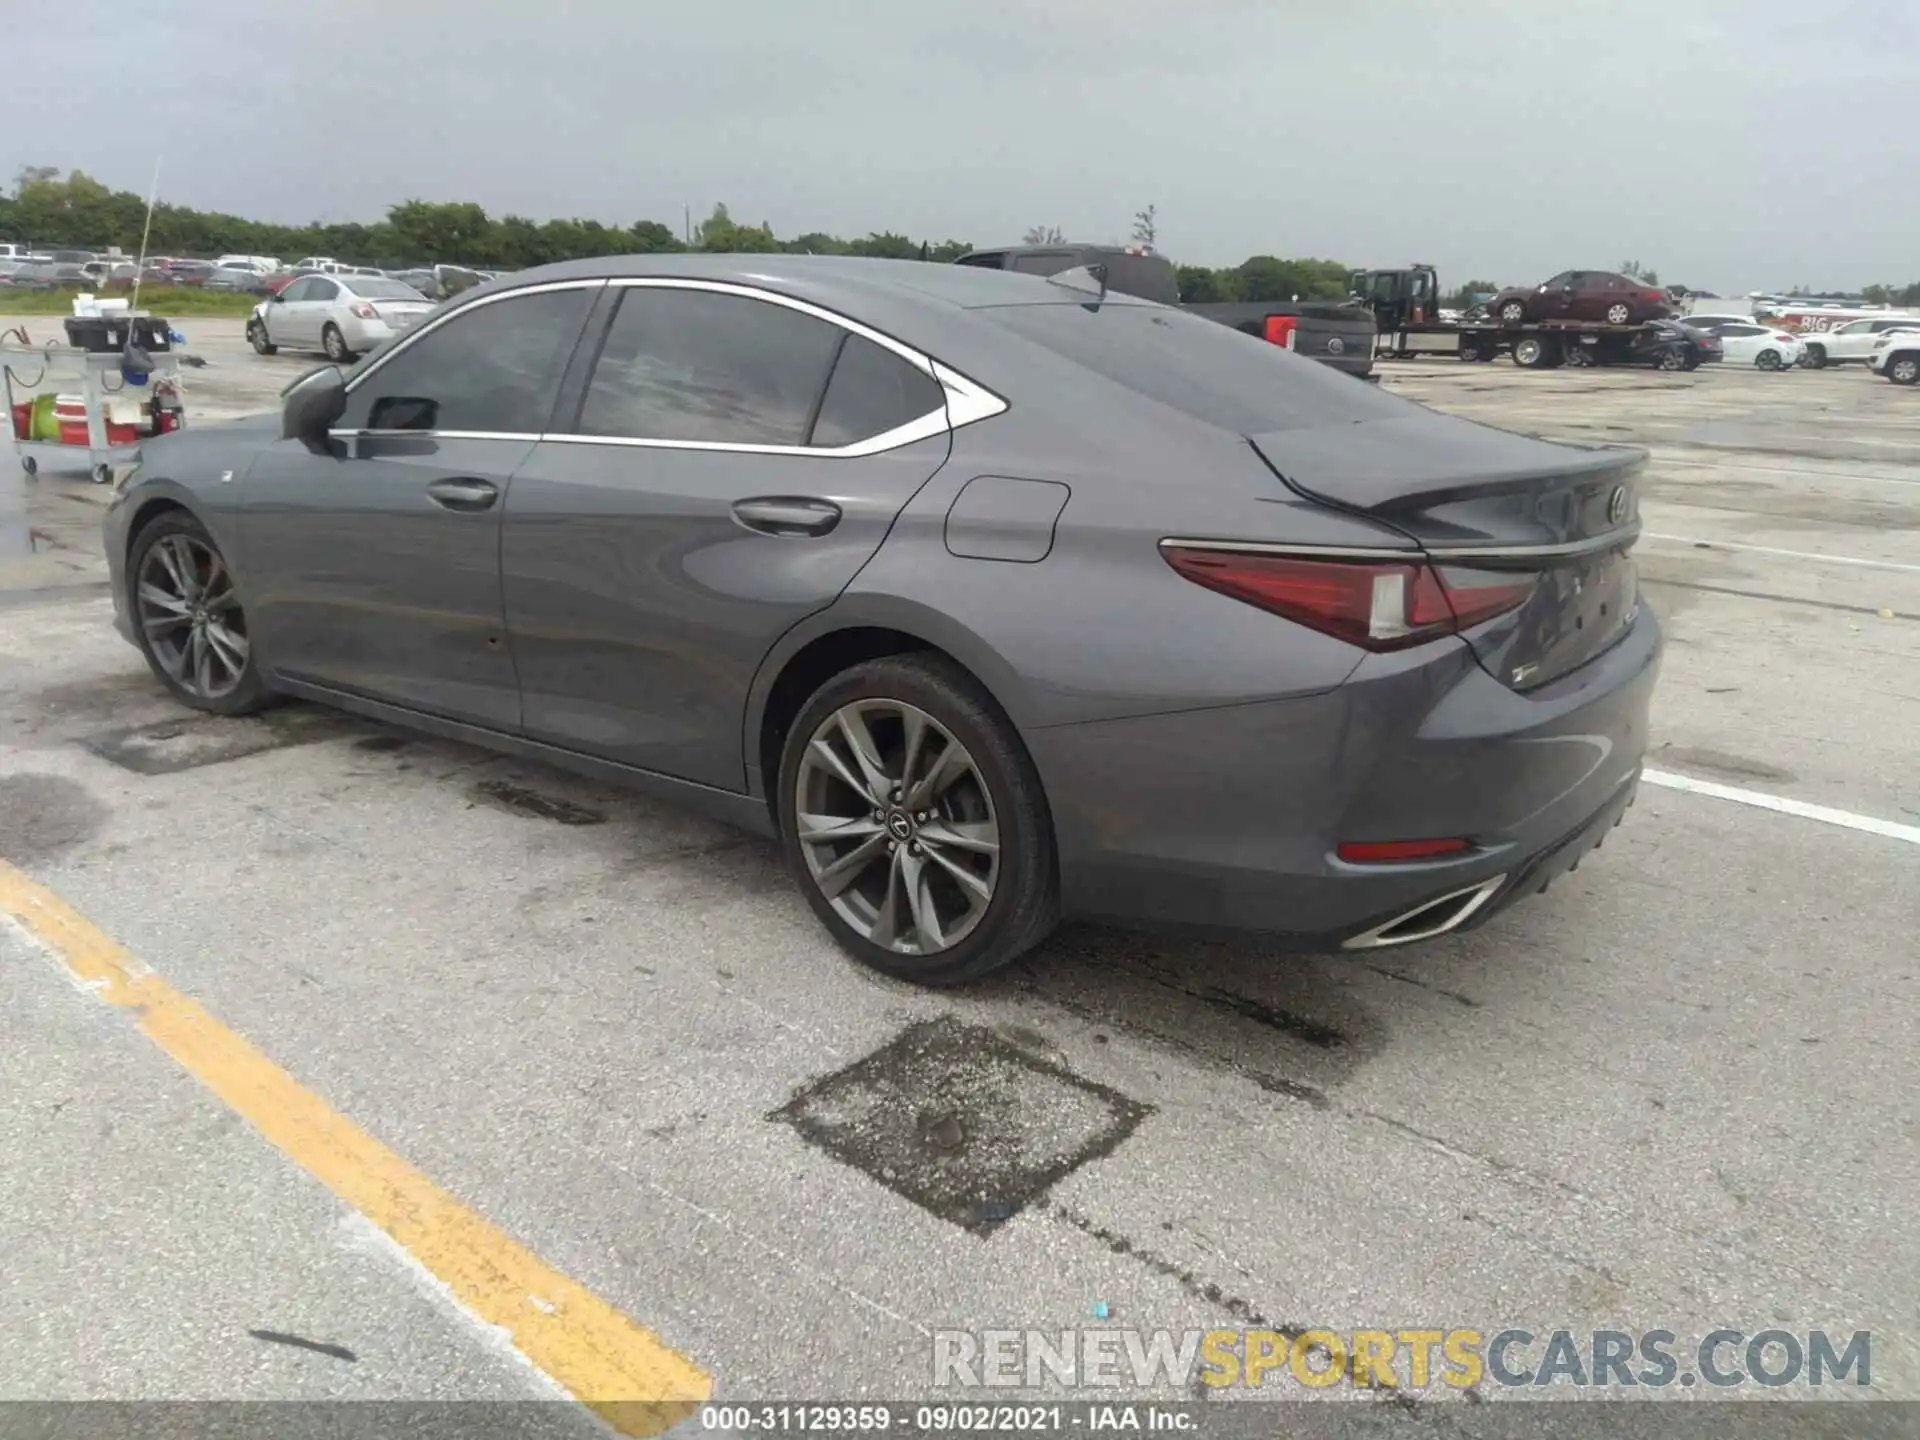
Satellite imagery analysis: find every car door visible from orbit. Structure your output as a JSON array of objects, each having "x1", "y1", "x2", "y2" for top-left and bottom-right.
[
  {"x1": 268, "y1": 276, "x2": 315, "y2": 346},
  {"x1": 501, "y1": 280, "x2": 962, "y2": 790},
  {"x1": 1535, "y1": 271, "x2": 1578, "y2": 319},
  {"x1": 239, "y1": 281, "x2": 600, "y2": 729}
]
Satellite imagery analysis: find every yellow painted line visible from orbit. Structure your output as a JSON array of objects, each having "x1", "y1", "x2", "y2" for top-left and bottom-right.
[{"x1": 0, "y1": 860, "x2": 710, "y2": 1436}]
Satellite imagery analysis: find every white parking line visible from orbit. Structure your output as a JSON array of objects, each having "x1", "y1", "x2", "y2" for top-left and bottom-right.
[
  {"x1": 1640, "y1": 533, "x2": 1920, "y2": 573},
  {"x1": 1643, "y1": 769, "x2": 1920, "y2": 845}
]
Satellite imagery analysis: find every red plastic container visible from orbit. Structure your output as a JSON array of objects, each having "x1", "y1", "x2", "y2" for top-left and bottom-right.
[
  {"x1": 55, "y1": 398, "x2": 89, "y2": 447},
  {"x1": 9, "y1": 400, "x2": 29, "y2": 441}
]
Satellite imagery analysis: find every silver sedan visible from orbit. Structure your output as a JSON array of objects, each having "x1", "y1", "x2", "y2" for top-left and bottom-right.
[{"x1": 247, "y1": 274, "x2": 434, "y2": 362}]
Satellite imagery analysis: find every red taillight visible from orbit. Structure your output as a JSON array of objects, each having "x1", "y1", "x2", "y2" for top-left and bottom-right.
[
  {"x1": 349, "y1": 302, "x2": 378, "y2": 319},
  {"x1": 1645, "y1": 290, "x2": 1663, "y2": 303},
  {"x1": 1162, "y1": 548, "x2": 1537, "y2": 651},
  {"x1": 1262, "y1": 315, "x2": 1298, "y2": 349},
  {"x1": 1774, "y1": 334, "x2": 1794, "y2": 343},
  {"x1": 1337, "y1": 837, "x2": 1472, "y2": 863}
]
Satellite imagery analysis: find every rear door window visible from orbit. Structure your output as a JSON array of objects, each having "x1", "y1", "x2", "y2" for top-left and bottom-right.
[
  {"x1": 576, "y1": 287, "x2": 843, "y2": 446},
  {"x1": 1009, "y1": 252, "x2": 1076, "y2": 275}
]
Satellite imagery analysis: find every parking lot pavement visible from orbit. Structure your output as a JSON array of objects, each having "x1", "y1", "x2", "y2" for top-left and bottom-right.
[{"x1": 1, "y1": 330, "x2": 1916, "y2": 1424}]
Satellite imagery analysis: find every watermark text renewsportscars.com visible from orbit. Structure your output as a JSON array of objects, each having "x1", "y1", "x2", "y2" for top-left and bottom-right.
[{"x1": 933, "y1": 1328, "x2": 1872, "y2": 1391}]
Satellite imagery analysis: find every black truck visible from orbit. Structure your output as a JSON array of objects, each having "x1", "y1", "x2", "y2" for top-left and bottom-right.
[{"x1": 953, "y1": 244, "x2": 1378, "y2": 379}]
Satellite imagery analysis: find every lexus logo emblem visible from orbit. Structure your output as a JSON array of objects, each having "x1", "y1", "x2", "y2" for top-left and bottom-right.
[
  {"x1": 1326, "y1": 336, "x2": 1345, "y2": 354},
  {"x1": 1608, "y1": 486, "x2": 1629, "y2": 525}
]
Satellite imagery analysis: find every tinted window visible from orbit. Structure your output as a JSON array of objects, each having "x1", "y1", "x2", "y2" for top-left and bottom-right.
[
  {"x1": 954, "y1": 253, "x2": 1006, "y2": 269},
  {"x1": 809, "y1": 335, "x2": 946, "y2": 448},
  {"x1": 1542, "y1": 272, "x2": 1574, "y2": 288},
  {"x1": 1721, "y1": 323, "x2": 1765, "y2": 336},
  {"x1": 1010, "y1": 252, "x2": 1075, "y2": 275},
  {"x1": 577, "y1": 288, "x2": 842, "y2": 445},
  {"x1": 308, "y1": 278, "x2": 340, "y2": 302},
  {"x1": 338, "y1": 287, "x2": 593, "y2": 434},
  {"x1": 349, "y1": 278, "x2": 427, "y2": 300},
  {"x1": 978, "y1": 302, "x2": 1405, "y2": 432}
]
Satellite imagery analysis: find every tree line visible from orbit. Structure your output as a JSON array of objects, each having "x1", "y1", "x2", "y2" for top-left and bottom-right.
[{"x1": 3, "y1": 169, "x2": 1364, "y2": 302}]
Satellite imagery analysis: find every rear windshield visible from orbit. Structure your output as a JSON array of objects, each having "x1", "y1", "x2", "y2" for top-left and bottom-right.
[
  {"x1": 976, "y1": 302, "x2": 1405, "y2": 432},
  {"x1": 351, "y1": 278, "x2": 427, "y2": 299}
]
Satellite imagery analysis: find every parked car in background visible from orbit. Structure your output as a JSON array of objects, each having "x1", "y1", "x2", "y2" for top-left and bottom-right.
[
  {"x1": 292, "y1": 256, "x2": 345, "y2": 273},
  {"x1": 1800, "y1": 316, "x2": 1920, "y2": 369},
  {"x1": 214, "y1": 254, "x2": 281, "y2": 274},
  {"x1": 248, "y1": 273, "x2": 433, "y2": 360},
  {"x1": 1638, "y1": 319, "x2": 1721, "y2": 370},
  {"x1": 48, "y1": 249, "x2": 100, "y2": 265},
  {"x1": 1685, "y1": 318, "x2": 1805, "y2": 370},
  {"x1": 1869, "y1": 332, "x2": 1920, "y2": 385},
  {"x1": 203, "y1": 266, "x2": 274, "y2": 294},
  {"x1": 111, "y1": 254, "x2": 1659, "y2": 983},
  {"x1": 1488, "y1": 271, "x2": 1674, "y2": 326},
  {"x1": 0, "y1": 259, "x2": 30, "y2": 284},
  {"x1": 10, "y1": 261, "x2": 91, "y2": 289},
  {"x1": 167, "y1": 260, "x2": 218, "y2": 286}
]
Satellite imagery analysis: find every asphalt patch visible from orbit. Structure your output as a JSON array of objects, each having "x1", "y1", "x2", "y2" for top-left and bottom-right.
[
  {"x1": 83, "y1": 706, "x2": 353, "y2": 775},
  {"x1": 773, "y1": 1016, "x2": 1150, "y2": 1235},
  {"x1": 0, "y1": 774, "x2": 109, "y2": 865},
  {"x1": 470, "y1": 779, "x2": 607, "y2": 826}
]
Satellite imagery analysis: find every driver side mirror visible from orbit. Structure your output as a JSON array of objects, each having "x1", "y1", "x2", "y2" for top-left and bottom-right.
[{"x1": 281, "y1": 365, "x2": 347, "y2": 455}]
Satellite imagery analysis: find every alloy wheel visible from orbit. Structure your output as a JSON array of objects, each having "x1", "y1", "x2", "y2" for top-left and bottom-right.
[
  {"x1": 793, "y1": 699, "x2": 1000, "y2": 956},
  {"x1": 1606, "y1": 303, "x2": 1631, "y2": 325},
  {"x1": 137, "y1": 534, "x2": 250, "y2": 700},
  {"x1": 1892, "y1": 357, "x2": 1919, "y2": 384},
  {"x1": 1757, "y1": 350, "x2": 1781, "y2": 371}
]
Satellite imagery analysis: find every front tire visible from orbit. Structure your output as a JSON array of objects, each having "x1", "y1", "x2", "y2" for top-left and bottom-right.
[
  {"x1": 248, "y1": 320, "x2": 276, "y2": 356},
  {"x1": 128, "y1": 511, "x2": 272, "y2": 715},
  {"x1": 1497, "y1": 299, "x2": 1527, "y2": 325},
  {"x1": 322, "y1": 323, "x2": 353, "y2": 363},
  {"x1": 1888, "y1": 354, "x2": 1920, "y2": 385},
  {"x1": 778, "y1": 654, "x2": 1057, "y2": 985}
]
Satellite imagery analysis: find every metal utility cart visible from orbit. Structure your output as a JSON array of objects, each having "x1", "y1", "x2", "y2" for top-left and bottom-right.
[{"x1": 5, "y1": 327, "x2": 187, "y2": 485}]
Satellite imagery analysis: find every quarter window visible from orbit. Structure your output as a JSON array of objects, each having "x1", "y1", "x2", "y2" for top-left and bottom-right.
[
  {"x1": 577, "y1": 288, "x2": 843, "y2": 445},
  {"x1": 809, "y1": 335, "x2": 946, "y2": 448},
  {"x1": 337, "y1": 287, "x2": 594, "y2": 434}
]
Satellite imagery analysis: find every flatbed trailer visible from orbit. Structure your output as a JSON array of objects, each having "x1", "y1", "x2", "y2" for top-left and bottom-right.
[{"x1": 1376, "y1": 319, "x2": 1650, "y2": 368}]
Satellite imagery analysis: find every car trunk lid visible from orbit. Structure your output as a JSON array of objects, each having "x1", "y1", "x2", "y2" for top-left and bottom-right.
[{"x1": 1247, "y1": 412, "x2": 1644, "y2": 691}]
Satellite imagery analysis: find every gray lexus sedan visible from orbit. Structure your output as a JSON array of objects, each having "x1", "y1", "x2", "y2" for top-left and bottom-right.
[{"x1": 104, "y1": 255, "x2": 1660, "y2": 985}]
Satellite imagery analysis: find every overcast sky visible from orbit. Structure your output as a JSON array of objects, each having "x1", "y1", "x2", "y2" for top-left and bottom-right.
[{"x1": 13, "y1": 0, "x2": 1919, "y2": 290}]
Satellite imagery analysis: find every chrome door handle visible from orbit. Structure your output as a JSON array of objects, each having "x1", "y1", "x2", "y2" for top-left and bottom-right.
[
  {"x1": 732, "y1": 497, "x2": 842, "y2": 537},
  {"x1": 425, "y1": 478, "x2": 499, "y2": 512}
]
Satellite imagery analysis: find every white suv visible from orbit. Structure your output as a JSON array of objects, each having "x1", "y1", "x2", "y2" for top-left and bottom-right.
[
  {"x1": 1804, "y1": 316, "x2": 1920, "y2": 369},
  {"x1": 1869, "y1": 331, "x2": 1920, "y2": 385}
]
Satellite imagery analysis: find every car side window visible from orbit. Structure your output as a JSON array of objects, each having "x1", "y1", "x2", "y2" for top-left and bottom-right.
[
  {"x1": 280, "y1": 278, "x2": 311, "y2": 302},
  {"x1": 309, "y1": 279, "x2": 339, "y2": 302},
  {"x1": 1839, "y1": 320, "x2": 1873, "y2": 333},
  {"x1": 336, "y1": 287, "x2": 594, "y2": 435},
  {"x1": 1541, "y1": 271, "x2": 1573, "y2": 289},
  {"x1": 808, "y1": 334, "x2": 946, "y2": 448},
  {"x1": 576, "y1": 287, "x2": 844, "y2": 446},
  {"x1": 954, "y1": 253, "x2": 1006, "y2": 269},
  {"x1": 1724, "y1": 323, "x2": 1764, "y2": 336}
]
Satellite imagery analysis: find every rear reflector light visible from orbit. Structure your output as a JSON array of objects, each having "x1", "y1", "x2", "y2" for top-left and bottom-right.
[
  {"x1": 1338, "y1": 837, "x2": 1472, "y2": 863},
  {"x1": 1263, "y1": 315, "x2": 1298, "y2": 349},
  {"x1": 1162, "y1": 547, "x2": 1538, "y2": 651}
]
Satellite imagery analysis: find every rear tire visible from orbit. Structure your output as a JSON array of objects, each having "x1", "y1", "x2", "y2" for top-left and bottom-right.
[
  {"x1": 1889, "y1": 354, "x2": 1920, "y2": 385},
  {"x1": 1803, "y1": 343, "x2": 1826, "y2": 369},
  {"x1": 1605, "y1": 302, "x2": 1632, "y2": 325},
  {"x1": 322, "y1": 324, "x2": 353, "y2": 363},
  {"x1": 1657, "y1": 350, "x2": 1685, "y2": 371},
  {"x1": 1756, "y1": 349, "x2": 1782, "y2": 372},
  {"x1": 778, "y1": 654, "x2": 1058, "y2": 986},
  {"x1": 1513, "y1": 336, "x2": 1546, "y2": 368}
]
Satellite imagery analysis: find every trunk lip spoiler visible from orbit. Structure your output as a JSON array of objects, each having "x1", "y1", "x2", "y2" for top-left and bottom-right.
[{"x1": 1157, "y1": 524, "x2": 1642, "y2": 565}]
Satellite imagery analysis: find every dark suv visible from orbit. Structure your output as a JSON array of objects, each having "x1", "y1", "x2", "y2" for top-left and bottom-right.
[{"x1": 1489, "y1": 271, "x2": 1674, "y2": 327}]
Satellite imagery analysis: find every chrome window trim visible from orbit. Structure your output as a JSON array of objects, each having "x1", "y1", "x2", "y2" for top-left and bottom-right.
[{"x1": 332, "y1": 274, "x2": 1007, "y2": 454}]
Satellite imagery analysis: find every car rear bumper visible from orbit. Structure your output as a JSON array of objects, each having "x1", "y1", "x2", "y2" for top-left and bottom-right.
[{"x1": 1026, "y1": 603, "x2": 1662, "y2": 948}]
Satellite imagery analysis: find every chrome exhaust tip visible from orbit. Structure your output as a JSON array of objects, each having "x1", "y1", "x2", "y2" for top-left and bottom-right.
[{"x1": 1341, "y1": 875, "x2": 1507, "y2": 951}]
